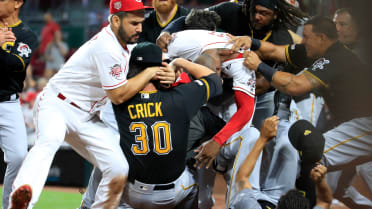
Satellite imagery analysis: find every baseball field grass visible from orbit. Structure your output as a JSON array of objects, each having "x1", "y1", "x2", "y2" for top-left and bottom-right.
[{"x1": 0, "y1": 186, "x2": 82, "y2": 209}]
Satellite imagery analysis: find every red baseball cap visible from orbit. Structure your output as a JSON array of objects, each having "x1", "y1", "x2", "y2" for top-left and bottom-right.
[{"x1": 110, "y1": 0, "x2": 144, "y2": 14}]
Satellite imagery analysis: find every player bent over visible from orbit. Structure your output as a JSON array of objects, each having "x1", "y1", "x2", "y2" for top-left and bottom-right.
[
  {"x1": 8, "y1": 0, "x2": 175, "y2": 209},
  {"x1": 113, "y1": 42, "x2": 222, "y2": 209}
]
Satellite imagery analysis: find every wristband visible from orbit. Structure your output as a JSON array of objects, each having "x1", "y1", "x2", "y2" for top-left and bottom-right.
[
  {"x1": 257, "y1": 62, "x2": 277, "y2": 83},
  {"x1": 250, "y1": 38, "x2": 261, "y2": 51}
]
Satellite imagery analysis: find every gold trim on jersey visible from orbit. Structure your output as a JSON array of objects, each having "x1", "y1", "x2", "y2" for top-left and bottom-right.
[
  {"x1": 251, "y1": 29, "x2": 272, "y2": 41},
  {"x1": 0, "y1": 20, "x2": 22, "y2": 28},
  {"x1": 200, "y1": 78, "x2": 210, "y2": 101},
  {"x1": 181, "y1": 183, "x2": 198, "y2": 190},
  {"x1": 156, "y1": 5, "x2": 178, "y2": 28},
  {"x1": 226, "y1": 136, "x2": 243, "y2": 206},
  {"x1": 14, "y1": 54, "x2": 26, "y2": 71},
  {"x1": 303, "y1": 71, "x2": 328, "y2": 88},
  {"x1": 139, "y1": 90, "x2": 158, "y2": 94},
  {"x1": 323, "y1": 130, "x2": 372, "y2": 154},
  {"x1": 285, "y1": 45, "x2": 296, "y2": 67}
]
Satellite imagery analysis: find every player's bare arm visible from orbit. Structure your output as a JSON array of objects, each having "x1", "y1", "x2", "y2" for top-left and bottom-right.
[
  {"x1": 235, "y1": 116, "x2": 279, "y2": 192},
  {"x1": 228, "y1": 35, "x2": 287, "y2": 63},
  {"x1": 244, "y1": 51, "x2": 321, "y2": 96},
  {"x1": 310, "y1": 164, "x2": 333, "y2": 209},
  {"x1": 170, "y1": 57, "x2": 216, "y2": 79},
  {"x1": 106, "y1": 66, "x2": 162, "y2": 105},
  {"x1": 194, "y1": 139, "x2": 220, "y2": 169}
]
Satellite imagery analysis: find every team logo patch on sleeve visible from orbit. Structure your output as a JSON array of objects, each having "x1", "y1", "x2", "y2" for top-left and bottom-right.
[
  {"x1": 311, "y1": 58, "x2": 330, "y2": 71},
  {"x1": 194, "y1": 80, "x2": 204, "y2": 86},
  {"x1": 109, "y1": 64, "x2": 124, "y2": 80},
  {"x1": 17, "y1": 42, "x2": 32, "y2": 58}
]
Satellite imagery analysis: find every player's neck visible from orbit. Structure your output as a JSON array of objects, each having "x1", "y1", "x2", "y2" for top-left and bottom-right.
[
  {"x1": 156, "y1": 5, "x2": 177, "y2": 26},
  {"x1": 142, "y1": 83, "x2": 157, "y2": 91},
  {"x1": 0, "y1": 14, "x2": 20, "y2": 27}
]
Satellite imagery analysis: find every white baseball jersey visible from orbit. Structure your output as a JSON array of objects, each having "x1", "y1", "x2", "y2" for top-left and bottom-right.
[
  {"x1": 48, "y1": 26, "x2": 134, "y2": 113},
  {"x1": 167, "y1": 29, "x2": 255, "y2": 98},
  {"x1": 167, "y1": 30, "x2": 232, "y2": 61}
]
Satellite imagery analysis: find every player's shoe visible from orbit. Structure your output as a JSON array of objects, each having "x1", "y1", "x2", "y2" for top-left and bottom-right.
[{"x1": 9, "y1": 184, "x2": 32, "y2": 209}]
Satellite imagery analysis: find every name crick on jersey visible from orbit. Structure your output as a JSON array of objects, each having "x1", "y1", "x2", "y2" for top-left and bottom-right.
[{"x1": 128, "y1": 102, "x2": 163, "y2": 119}]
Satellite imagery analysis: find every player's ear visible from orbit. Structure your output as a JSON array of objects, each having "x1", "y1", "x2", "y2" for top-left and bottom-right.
[
  {"x1": 15, "y1": 0, "x2": 24, "y2": 9},
  {"x1": 111, "y1": 15, "x2": 121, "y2": 28}
]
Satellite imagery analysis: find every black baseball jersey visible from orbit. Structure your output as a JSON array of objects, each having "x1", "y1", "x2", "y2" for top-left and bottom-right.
[
  {"x1": 0, "y1": 21, "x2": 37, "y2": 96},
  {"x1": 114, "y1": 73, "x2": 222, "y2": 184},
  {"x1": 139, "y1": 5, "x2": 190, "y2": 43},
  {"x1": 286, "y1": 42, "x2": 372, "y2": 124}
]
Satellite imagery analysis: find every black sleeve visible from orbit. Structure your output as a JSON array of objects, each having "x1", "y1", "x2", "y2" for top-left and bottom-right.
[
  {"x1": 162, "y1": 16, "x2": 186, "y2": 34},
  {"x1": 176, "y1": 73, "x2": 222, "y2": 118},
  {"x1": 285, "y1": 44, "x2": 313, "y2": 69},
  {"x1": 0, "y1": 32, "x2": 38, "y2": 72},
  {"x1": 304, "y1": 58, "x2": 332, "y2": 88}
]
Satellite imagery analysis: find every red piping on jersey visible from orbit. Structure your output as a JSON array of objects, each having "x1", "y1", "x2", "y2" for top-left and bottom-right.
[
  {"x1": 102, "y1": 79, "x2": 128, "y2": 88},
  {"x1": 89, "y1": 96, "x2": 108, "y2": 113},
  {"x1": 105, "y1": 27, "x2": 114, "y2": 39},
  {"x1": 223, "y1": 53, "x2": 244, "y2": 63},
  {"x1": 213, "y1": 90, "x2": 255, "y2": 146},
  {"x1": 200, "y1": 41, "x2": 230, "y2": 54}
]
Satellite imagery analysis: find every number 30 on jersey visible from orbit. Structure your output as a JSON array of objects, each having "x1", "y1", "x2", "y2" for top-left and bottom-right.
[{"x1": 129, "y1": 121, "x2": 173, "y2": 155}]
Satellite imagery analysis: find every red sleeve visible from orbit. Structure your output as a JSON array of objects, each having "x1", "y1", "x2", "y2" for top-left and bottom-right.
[{"x1": 212, "y1": 90, "x2": 255, "y2": 146}]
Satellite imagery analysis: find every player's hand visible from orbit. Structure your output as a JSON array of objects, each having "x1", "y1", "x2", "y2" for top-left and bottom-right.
[
  {"x1": 0, "y1": 23, "x2": 16, "y2": 46},
  {"x1": 227, "y1": 34, "x2": 252, "y2": 52},
  {"x1": 194, "y1": 139, "x2": 221, "y2": 169},
  {"x1": 260, "y1": 116, "x2": 279, "y2": 141},
  {"x1": 310, "y1": 164, "x2": 327, "y2": 184},
  {"x1": 243, "y1": 51, "x2": 262, "y2": 71},
  {"x1": 154, "y1": 62, "x2": 175, "y2": 86},
  {"x1": 156, "y1": 32, "x2": 172, "y2": 53}
]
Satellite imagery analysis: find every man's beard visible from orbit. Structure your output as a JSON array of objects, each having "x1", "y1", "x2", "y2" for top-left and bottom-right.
[
  {"x1": 154, "y1": 0, "x2": 176, "y2": 14},
  {"x1": 118, "y1": 23, "x2": 139, "y2": 44}
]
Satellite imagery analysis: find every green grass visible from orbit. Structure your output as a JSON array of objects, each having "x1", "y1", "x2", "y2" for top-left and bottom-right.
[{"x1": 0, "y1": 186, "x2": 82, "y2": 209}]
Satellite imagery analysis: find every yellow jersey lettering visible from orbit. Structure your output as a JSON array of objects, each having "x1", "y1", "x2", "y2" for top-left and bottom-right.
[
  {"x1": 128, "y1": 105, "x2": 136, "y2": 119},
  {"x1": 143, "y1": 103, "x2": 148, "y2": 118},
  {"x1": 135, "y1": 104, "x2": 145, "y2": 119},
  {"x1": 155, "y1": 102, "x2": 163, "y2": 117},
  {"x1": 148, "y1": 103, "x2": 155, "y2": 117}
]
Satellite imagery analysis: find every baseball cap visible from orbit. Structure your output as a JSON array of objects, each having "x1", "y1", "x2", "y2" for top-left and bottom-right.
[
  {"x1": 110, "y1": 0, "x2": 144, "y2": 14},
  {"x1": 254, "y1": 0, "x2": 277, "y2": 11},
  {"x1": 288, "y1": 120, "x2": 325, "y2": 165},
  {"x1": 229, "y1": 189, "x2": 261, "y2": 209},
  {"x1": 130, "y1": 42, "x2": 163, "y2": 66}
]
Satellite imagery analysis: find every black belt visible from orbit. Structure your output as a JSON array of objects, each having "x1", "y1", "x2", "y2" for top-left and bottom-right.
[
  {"x1": 128, "y1": 178, "x2": 175, "y2": 190},
  {"x1": 0, "y1": 94, "x2": 19, "y2": 102}
]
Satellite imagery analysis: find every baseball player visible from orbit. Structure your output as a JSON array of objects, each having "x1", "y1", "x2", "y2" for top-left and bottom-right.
[
  {"x1": 9, "y1": 1, "x2": 175, "y2": 209},
  {"x1": 239, "y1": 15, "x2": 372, "y2": 201},
  {"x1": 114, "y1": 42, "x2": 222, "y2": 209},
  {"x1": 0, "y1": 1, "x2": 37, "y2": 209},
  {"x1": 230, "y1": 118, "x2": 333, "y2": 209}
]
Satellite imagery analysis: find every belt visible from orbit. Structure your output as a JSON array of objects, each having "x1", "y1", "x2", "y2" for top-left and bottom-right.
[
  {"x1": 128, "y1": 178, "x2": 175, "y2": 190},
  {"x1": 57, "y1": 93, "x2": 81, "y2": 110},
  {"x1": 0, "y1": 94, "x2": 19, "y2": 102}
]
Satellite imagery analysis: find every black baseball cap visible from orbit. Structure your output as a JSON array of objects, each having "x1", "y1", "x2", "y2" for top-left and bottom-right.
[
  {"x1": 130, "y1": 42, "x2": 163, "y2": 66},
  {"x1": 288, "y1": 120, "x2": 325, "y2": 165}
]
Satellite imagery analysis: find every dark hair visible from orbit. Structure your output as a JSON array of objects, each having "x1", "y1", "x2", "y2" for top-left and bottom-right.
[
  {"x1": 128, "y1": 61, "x2": 162, "y2": 89},
  {"x1": 305, "y1": 16, "x2": 338, "y2": 40},
  {"x1": 277, "y1": 190, "x2": 310, "y2": 209},
  {"x1": 110, "y1": 11, "x2": 128, "y2": 23},
  {"x1": 185, "y1": 9, "x2": 221, "y2": 31},
  {"x1": 242, "y1": 0, "x2": 308, "y2": 29}
]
